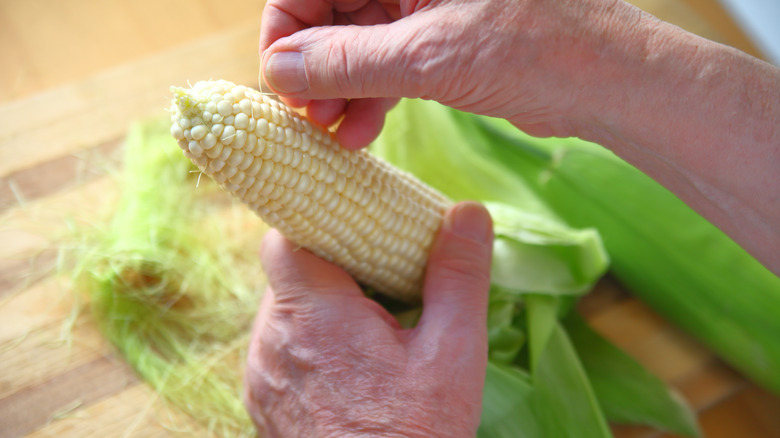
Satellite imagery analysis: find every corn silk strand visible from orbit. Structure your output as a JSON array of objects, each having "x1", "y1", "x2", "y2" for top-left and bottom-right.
[{"x1": 63, "y1": 118, "x2": 264, "y2": 437}]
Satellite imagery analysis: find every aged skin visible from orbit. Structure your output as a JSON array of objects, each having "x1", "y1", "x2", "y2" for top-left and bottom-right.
[
  {"x1": 245, "y1": 202, "x2": 493, "y2": 437},
  {"x1": 248, "y1": 0, "x2": 780, "y2": 435}
]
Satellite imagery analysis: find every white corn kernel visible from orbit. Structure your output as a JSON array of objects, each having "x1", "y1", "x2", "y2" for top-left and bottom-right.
[
  {"x1": 217, "y1": 100, "x2": 232, "y2": 116},
  {"x1": 235, "y1": 113, "x2": 249, "y2": 130},
  {"x1": 171, "y1": 124, "x2": 184, "y2": 140},
  {"x1": 188, "y1": 141, "x2": 203, "y2": 156},
  {"x1": 201, "y1": 133, "x2": 217, "y2": 150},
  {"x1": 190, "y1": 124, "x2": 208, "y2": 141}
]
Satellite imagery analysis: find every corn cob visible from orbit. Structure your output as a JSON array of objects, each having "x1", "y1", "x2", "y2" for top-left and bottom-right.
[{"x1": 169, "y1": 80, "x2": 451, "y2": 303}]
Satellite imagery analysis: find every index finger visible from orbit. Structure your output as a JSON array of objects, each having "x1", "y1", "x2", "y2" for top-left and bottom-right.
[
  {"x1": 260, "y1": 1, "x2": 330, "y2": 51},
  {"x1": 260, "y1": 0, "x2": 401, "y2": 51}
]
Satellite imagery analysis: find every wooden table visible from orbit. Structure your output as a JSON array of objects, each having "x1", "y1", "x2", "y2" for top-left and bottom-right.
[{"x1": 1, "y1": 1, "x2": 778, "y2": 437}]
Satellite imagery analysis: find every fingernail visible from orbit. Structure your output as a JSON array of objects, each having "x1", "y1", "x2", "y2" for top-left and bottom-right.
[
  {"x1": 264, "y1": 51, "x2": 309, "y2": 94},
  {"x1": 449, "y1": 202, "x2": 492, "y2": 243}
]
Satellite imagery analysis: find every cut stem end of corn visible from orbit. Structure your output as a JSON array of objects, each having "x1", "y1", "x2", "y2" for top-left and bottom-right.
[{"x1": 169, "y1": 80, "x2": 451, "y2": 303}]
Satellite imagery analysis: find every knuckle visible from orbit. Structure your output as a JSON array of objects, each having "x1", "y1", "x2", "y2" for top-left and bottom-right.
[
  {"x1": 323, "y1": 33, "x2": 356, "y2": 96},
  {"x1": 396, "y1": 30, "x2": 448, "y2": 99},
  {"x1": 434, "y1": 256, "x2": 490, "y2": 287}
]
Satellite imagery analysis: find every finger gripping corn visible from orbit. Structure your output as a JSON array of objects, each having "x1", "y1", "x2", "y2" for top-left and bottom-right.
[{"x1": 170, "y1": 80, "x2": 451, "y2": 303}]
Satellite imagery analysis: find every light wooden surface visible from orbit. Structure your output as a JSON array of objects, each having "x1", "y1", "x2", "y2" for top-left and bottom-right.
[{"x1": 1, "y1": 1, "x2": 778, "y2": 437}]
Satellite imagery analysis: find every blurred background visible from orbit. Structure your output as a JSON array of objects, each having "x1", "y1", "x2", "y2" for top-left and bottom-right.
[
  {"x1": 0, "y1": 0, "x2": 778, "y2": 437},
  {"x1": 719, "y1": 0, "x2": 779, "y2": 64}
]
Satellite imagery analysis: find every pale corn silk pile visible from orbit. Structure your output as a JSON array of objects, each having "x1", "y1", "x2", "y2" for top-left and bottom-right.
[{"x1": 66, "y1": 118, "x2": 264, "y2": 437}]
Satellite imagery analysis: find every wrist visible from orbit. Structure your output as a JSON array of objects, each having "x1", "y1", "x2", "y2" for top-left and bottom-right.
[
  {"x1": 560, "y1": 1, "x2": 667, "y2": 139},
  {"x1": 568, "y1": 10, "x2": 780, "y2": 271},
  {"x1": 500, "y1": 0, "x2": 666, "y2": 139}
]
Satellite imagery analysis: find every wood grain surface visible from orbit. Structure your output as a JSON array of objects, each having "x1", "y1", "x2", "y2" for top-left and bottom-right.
[{"x1": 1, "y1": 1, "x2": 778, "y2": 437}]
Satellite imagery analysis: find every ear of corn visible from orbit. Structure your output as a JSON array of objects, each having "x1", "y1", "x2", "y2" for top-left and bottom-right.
[{"x1": 169, "y1": 80, "x2": 451, "y2": 303}]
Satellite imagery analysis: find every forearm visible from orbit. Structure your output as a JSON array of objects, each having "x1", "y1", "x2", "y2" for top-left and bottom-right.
[{"x1": 574, "y1": 10, "x2": 780, "y2": 274}]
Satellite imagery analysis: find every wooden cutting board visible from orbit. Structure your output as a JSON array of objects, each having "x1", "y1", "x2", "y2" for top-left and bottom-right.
[{"x1": 1, "y1": 1, "x2": 778, "y2": 437}]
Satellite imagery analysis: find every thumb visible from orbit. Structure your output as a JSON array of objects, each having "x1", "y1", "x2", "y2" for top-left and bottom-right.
[
  {"x1": 259, "y1": 229, "x2": 362, "y2": 303},
  {"x1": 415, "y1": 202, "x2": 494, "y2": 342},
  {"x1": 261, "y1": 22, "x2": 430, "y2": 100}
]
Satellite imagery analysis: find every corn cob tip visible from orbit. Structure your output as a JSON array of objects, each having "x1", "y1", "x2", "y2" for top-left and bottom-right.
[
  {"x1": 168, "y1": 80, "x2": 451, "y2": 303},
  {"x1": 169, "y1": 81, "x2": 320, "y2": 162}
]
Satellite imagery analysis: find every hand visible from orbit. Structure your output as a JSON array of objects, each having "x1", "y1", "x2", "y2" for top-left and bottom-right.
[
  {"x1": 258, "y1": 0, "x2": 653, "y2": 148},
  {"x1": 244, "y1": 202, "x2": 494, "y2": 438},
  {"x1": 259, "y1": 0, "x2": 780, "y2": 274}
]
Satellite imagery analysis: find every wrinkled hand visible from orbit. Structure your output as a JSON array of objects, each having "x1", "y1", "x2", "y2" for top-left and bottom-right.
[
  {"x1": 259, "y1": 0, "x2": 650, "y2": 147},
  {"x1": 244, "y1": 202, "x2": 494, "y2": 438}
]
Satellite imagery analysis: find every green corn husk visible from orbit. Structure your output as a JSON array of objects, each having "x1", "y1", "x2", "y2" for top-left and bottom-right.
[
  {"x1": 373, "y1": 98, "x2": 780, "y2": 397},
  {"x1": 476, "y1": 116, "x2": 780, "y2": 396},
  {"x1": 478, "y1": 206, "x2": 615, "y2": 438}
]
